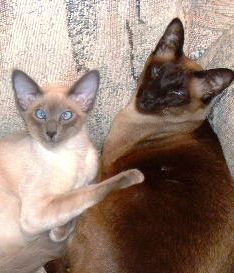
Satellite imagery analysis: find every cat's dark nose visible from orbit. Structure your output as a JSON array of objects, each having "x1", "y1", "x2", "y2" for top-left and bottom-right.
[{"x1": 46, "y1": 131, "x2": 57, "y2": 139}]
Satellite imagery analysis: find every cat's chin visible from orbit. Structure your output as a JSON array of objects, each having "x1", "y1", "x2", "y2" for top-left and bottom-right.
[
  {"x1": 44, "y1": 139, "x2": 62, "y2": 148},
  {"x1": 136, "y1": 101, "x2": 162, "y2": 115},
  {"x1": 32, "y1": 133, "x2": 77, "y2": 149},
  {"x1": 34, "y1": 136, "x2": 62, "y2": 149}
]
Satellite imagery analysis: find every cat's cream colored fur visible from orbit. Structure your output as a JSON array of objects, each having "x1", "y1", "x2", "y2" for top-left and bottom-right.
[
  {"x1": 0, "y1": 70, "x2": 144, "y2": 273},
  {"x1": 0, "y1": 124, "x2": 98, "y2": 248}
]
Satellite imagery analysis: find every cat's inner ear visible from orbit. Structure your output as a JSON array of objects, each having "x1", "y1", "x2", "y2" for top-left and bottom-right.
[
  {"x1": 191, "y1": 68, "x2": 234, "y2": 104},
  {"x1": 153, "y1": 18, "x2": 184, "y2": 59},
  {"x1": 12, "y1": 70, "x2": 42, "y2": 111},
  {"x1": 68, "y1": 70, "x2": 100, "y2": 112}
]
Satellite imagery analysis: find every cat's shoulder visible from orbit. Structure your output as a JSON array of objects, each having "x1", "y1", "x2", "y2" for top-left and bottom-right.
[
  {"x1": 0, "y1": 131, "x2": 30, "y2": 146},
  {"x1": 0, "y1": 131, "x2": 33, "y2": 163}
]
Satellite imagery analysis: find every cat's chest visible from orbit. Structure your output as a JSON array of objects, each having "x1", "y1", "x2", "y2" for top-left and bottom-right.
[
  {"x1": 25, "y1": 144, "x2": 98, "y2": 195},
  {"x1": 42, "y1": 150, "x2": 80, "y2": 192}
]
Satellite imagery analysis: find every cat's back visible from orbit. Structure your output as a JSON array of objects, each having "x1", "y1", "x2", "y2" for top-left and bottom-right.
[{"x1": 68, "y1": 127, "x2": 234, "y2": 273}]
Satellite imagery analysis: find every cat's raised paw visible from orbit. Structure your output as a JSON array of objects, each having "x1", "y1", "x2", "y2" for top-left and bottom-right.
[{"x1": 117, "y1": 169, "x2": 144, "y2": 189}]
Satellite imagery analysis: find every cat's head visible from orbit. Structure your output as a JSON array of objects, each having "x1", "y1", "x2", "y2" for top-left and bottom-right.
[
  {"x1": 136, "y1": 18, "x2": 233, "y2": 125},
  {"x1": 12, "y1": 70, "x2": 100, "y2": 146}
]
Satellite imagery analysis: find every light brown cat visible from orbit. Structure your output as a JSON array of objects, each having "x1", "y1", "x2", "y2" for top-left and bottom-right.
[{"x1": 0, "y1": 70, "x2": 144, "y2": 273}]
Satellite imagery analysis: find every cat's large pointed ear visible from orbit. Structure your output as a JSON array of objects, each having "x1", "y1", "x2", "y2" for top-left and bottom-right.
[
  {"x1": 12, "y1": 70, "x2": 42, "y2": 111},
  {"x1": 68, "y1": 70, "x2": 100, "y2": 112},
  {"x1": 192, "y1": 68, "x2": 234, "y2": 104},
  {"x1": 153, "y1": 18, "x2": 184, "y2": 59}
]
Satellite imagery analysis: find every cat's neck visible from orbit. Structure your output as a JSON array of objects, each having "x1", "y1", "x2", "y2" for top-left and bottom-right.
[{"x1": 102, "y1": 101, "x2": 205, "y2": 169}]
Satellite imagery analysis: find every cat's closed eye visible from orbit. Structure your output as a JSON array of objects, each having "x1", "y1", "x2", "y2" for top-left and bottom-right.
[
  {"x1": 169, "y1": 89, "x2": 185, "y2": 96},
  {"x1": 60, "y1": 111, "x2": 73, "y2": 121},
  {"x1": 151, "y1": 65, "x2": 160, "y2": 78},
  {"x1": 35, "y1": 108, "x2": 46, "y2": 120}
]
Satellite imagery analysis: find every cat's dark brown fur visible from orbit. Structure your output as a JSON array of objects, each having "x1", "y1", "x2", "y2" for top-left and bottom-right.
[{"x1": 48, "y1": 18, "x2": 234, "y2": 273}]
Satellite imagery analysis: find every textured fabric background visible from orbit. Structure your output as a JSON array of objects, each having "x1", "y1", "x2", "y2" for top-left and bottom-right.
[
  {"x1": 0, "y1": 0, "x2": 77, "y2": 135},
  {"x1": 0, "y1": 0, "x2": 233, "y2": 175}
]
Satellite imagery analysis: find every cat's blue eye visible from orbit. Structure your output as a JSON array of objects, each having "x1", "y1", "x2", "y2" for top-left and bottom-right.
[
  {"x1": 35, "y1": 109, "x2": 46, "y2": 119},
  {"x1": 60, "y1": 111, "x2": 73, "y2": 120}
]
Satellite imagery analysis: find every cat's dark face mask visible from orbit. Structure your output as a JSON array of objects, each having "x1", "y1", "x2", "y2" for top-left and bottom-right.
[
  {"x1": 135, "y1": 18, "x2": 233, "y2": 115},
  {"x1": 136, "y1": 62, "x2": 191, "y2": 114}
]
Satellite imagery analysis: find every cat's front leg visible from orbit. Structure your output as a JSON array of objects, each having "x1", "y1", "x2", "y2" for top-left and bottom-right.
[
  {"x1": 20, "y1": 169, "x2": 144, "y2": 238},
  {"x1": 49, "y1": 219, "x2": 76, "y2": 242}
]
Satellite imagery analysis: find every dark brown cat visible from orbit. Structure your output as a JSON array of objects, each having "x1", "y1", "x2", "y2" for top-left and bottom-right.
[{"x1": 50, "y1": 18, "x2": 234, "y2": 273}]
